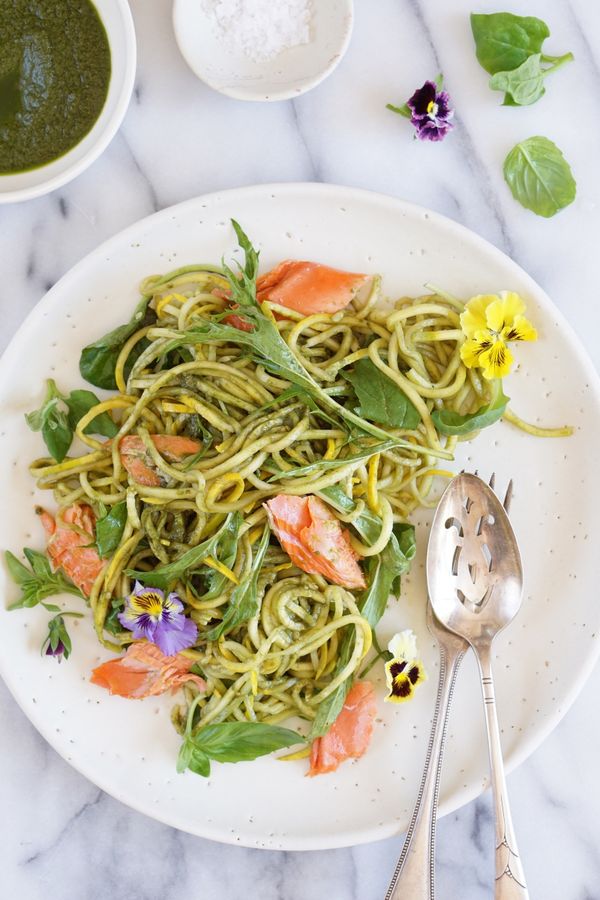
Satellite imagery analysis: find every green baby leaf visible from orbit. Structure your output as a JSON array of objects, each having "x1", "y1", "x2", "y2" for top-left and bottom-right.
[
  {"x1": 490, "y1": 53, "x2": 546, "y2": 105},
  {"x1": 66, "y1": 390, "x2": 118, "y2": 438},
  {"x1": 79, "y1": 296, "x2": 156, "y2": 389},
  {"x1": 503, "y1": 136, "x2": 576, "y2": 218},
  {"x1": 343, "y1": 358, "x2": 421, "y2": 430},
  {"x1": 95, "y1": 501, "x2": 128, "y2": 558},
  {"x1": 432, "y1": 388, "x2": 509, "y2": 435},
  {"x1": 470, "y1": 12, "x2": 550, "y2": 75}
]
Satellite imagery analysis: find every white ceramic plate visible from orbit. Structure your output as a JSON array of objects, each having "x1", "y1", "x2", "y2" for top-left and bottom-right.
[
  {"x1": 172, "y1": 0, "x2": 353, "y2": 101},
  {"x1": 0, "y1": 184, "x2": 599, "y2": 851},
  {"x1": 0, "y1": 0, "x2": 136, "y2": 204}
]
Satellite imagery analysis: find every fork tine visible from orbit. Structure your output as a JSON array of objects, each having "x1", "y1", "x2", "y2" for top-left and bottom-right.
[
  {"x1": 489, "y1": 472, "x2": 496, "y2": 490},
  {"x1": 503, "y1": 479, "x2": 514, "y2": 514}
]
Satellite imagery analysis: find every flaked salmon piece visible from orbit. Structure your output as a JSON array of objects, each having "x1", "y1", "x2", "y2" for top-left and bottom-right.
[
  {"x1": 38, "y1": 504, "x2": 105, "y2": 597},
  {"x1": 119, "y1": 434, "x2": 202, "y2": 487},
  {"x1": 264, "y1": 495, "x2": 365, "y2": 590},
  {"x1": 308, "y1": 681, "x2": 377, "y2": 776},
  {"x1": 90, "y1": 641, "x2": 207, "y2": 699},
  {"x1": 256, "y1": 261, "x2": 370, "y2": 315}
]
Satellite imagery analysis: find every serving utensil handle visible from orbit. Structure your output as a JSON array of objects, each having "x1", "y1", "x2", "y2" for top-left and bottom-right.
[
  {"x1": 476, "y1": 643, "x2": 530, "y2": 900},
  {"x1": 384, "y1": 645, "x2": 464, "y2": 900}
]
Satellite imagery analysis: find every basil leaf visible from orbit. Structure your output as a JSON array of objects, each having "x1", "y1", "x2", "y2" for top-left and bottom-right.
[
  {"x1": 127, "y1": 512, "x2": 238, "y2": 589},
  {"x1": 470, "y1": 12, "x2": 549, "y2": 75},
  {"x1": 343, "y1": 358, "x2": 420, "y2": 430},
  {"x1": 95, "y1": 501, "x2": 127, "y2": 558},
  {"x1": 25, "y1": 379, "x2": 72, "y2": 463},
  {"x1": 503, "y1": 136, "x2": 576, "y2": 218},
  {"x1": 432, "y1": 389, "x2": 509, "y2": 435},
  {"x1": 490, "y1": 53, "x2": 545, "y2": 106},
  {"x1": 5, "y1": 548, "x2": 83, "y2": 610},
  {"x1": 200, "y1": 525, "x2": 270, "y2": 642},
  {"x1": 79, "y1": 296, "x2": 156, "y2": 389},
  {"x1": 190, "y1": 722, "x2": 302, "y2": 764},
  {"x1": 104, "y1": 597, "x2": 126, "y2": 635},
  {"x1": 66, "y1": 390, "x2": 118, "y2": 438}
]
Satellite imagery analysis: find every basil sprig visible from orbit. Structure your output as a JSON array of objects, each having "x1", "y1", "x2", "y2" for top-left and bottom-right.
[
  {"x1": 177, "y1": 719, "x2": 302, "y2": 777},
  {"x1": 5, "y1": 548, "x2": 83, "y2": 611},
  {"x1": 471, "y1": 12, "x2": 573, "y2": 106},
  {"x1": 26, "y1": 379, "x2": 117, "y2": 462}
]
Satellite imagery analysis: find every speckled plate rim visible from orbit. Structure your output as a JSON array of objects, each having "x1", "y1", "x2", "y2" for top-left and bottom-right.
[{"x1": 0, "y1": 183, "x2": 599, "y2": 850}]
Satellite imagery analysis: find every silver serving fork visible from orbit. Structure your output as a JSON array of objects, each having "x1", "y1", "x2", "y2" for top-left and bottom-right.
[{"x1": 385, "y1": 474, "x2": 516, "y2": 900}]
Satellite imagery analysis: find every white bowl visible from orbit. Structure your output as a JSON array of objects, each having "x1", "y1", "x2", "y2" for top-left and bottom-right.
[
  {"x1": 172, "y1": 0, "x2": 353, "y2": 101},
  {"x1": 0, "y1": 0, "x2": 136, "y2": 205}
]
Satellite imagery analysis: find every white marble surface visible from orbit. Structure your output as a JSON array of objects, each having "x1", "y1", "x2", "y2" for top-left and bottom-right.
[{"x1": 1, "y1": 0, "x2": 599, "y2": 897}]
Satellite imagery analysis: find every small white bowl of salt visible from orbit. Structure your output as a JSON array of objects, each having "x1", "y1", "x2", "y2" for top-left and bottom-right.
[{"x1": 172, "y1": 0, "x2": 353, "y2": 101}]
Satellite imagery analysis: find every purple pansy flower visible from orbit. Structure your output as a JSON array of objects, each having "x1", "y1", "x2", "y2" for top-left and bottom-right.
[
  {"x1": 407, "y1": 79, "x2": 454, "y2": 141},
  {"x1": 118, "y1": 582, "x2": 198, "y2": 656},
  {"x1": 45, "y1": 638, "x2": 66, "y2": 659}
]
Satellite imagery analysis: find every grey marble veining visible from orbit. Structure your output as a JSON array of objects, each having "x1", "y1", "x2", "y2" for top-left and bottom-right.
[{"x1": 1, "y1": 0, "x2": 600, "y2": 897}]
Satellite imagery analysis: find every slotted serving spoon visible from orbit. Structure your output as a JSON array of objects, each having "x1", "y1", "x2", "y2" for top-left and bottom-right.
[{"x1": 427, "y1": 473, "x2": 528, "y2": 899}]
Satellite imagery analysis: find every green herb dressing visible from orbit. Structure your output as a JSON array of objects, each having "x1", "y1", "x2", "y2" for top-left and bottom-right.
[{"x1": 0, "y1": 0, "x2": 111, "y2": 174}]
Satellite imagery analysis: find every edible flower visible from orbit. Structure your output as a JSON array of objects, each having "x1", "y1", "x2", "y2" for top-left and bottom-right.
[
  {"x1": 384, "y1": 629, "x2": 426, "y2": 704},
  {"x1": 387, "y1": 76, "x2": 454, "y2": 142},
  {"x1": 460, "y1": 291, "x2": 538, "y2": 380},
  {"x1": 41, "y1": 611, "x2": 83, "y2": 662},
  {"x1": 118, "y1": 582, "x2": 198, "y2": 655}
]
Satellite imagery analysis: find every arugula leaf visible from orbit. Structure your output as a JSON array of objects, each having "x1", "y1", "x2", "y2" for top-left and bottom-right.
[
  {"x1": 432, "y1": 388, "x2": 509, "y2": 435},
  {"x1": 127, "y1": 512, "x2": 238, "y2": 590},
  {"x1": 309, "y1": 523, "x2": 416, "y2": 739},
  {"x1": 470, "y1": 12, "x2": 550, "y2": 75},
  {"x1": 178, "y1": 221, "x2": 432, "y2": 452},
  {"x1": 272, "y1": 438, "x2": 401, "y2": 481},
  {"x1": 343, "y1": 358, "x2": 421, "y2": 430},
  {"x1": 318, "y1": 485, "x2": 383, "y2": 546},
  {"x1": 95, "y1": 501, "x2": 127, "y2": 558},
  {"x1": 200, "y1": 525, "x2": 270, "y2": 642},
  {"x1": 66, "y1": 390, "x2": 118, "y2": 438},
  {"x1": 199, "y1": 512, "x2": 243, "y2": 601},
  {"x1": 5, "y1": 548, "x2": 83, "y2": 611},
  {"x1": 489, "y1": 51, "x2": 574, "y2": 106},
  {"x1": 25, "y1": 379, "x2": 72, "y2": 463},
  {"x1": 79, "y1": 296, "x2": 156, "y2": 389},
  {"x1": 177, "y1": 722, "x2": 302, "y2": 777},
  {"x1": 503, "y1": 136, "x2": 576, "y2": 218}
]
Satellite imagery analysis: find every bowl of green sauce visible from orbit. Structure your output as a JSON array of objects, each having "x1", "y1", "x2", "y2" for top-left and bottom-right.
[{"x1": 0, "y1": 0, "x2": 136, "y2": 203}]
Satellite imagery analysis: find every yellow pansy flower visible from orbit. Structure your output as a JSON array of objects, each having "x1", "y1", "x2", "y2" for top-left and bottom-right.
[
  {"x1": 384, "y1": 629, "x2": 427, "y2": 704},
  {"x1": 459, "y1": 291, "x2": 537, "y2": 380}
]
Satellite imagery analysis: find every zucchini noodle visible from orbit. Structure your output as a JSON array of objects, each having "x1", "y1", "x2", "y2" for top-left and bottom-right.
[{"x1": 28, "y1": 260, "x2": 507, "y2": 735}]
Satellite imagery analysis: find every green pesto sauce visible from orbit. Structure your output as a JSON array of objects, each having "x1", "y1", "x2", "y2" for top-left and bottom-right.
[{"x1": 0, "y1": 0, "x2": 111, "y2": 174}]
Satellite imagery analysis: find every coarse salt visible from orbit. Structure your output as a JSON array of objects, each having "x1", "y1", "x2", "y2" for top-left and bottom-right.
[{"x1": 203, "y1": 0, "x2": 312, "y2": 63}]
